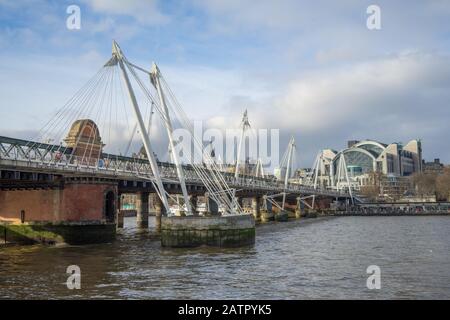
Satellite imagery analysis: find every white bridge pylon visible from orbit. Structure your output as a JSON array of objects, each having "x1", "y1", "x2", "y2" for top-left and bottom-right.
[
  {"x1": 235, "y1": 109, "x2": 251, "y2": 179},
  {"x1": 112, "y1": 41, "x2": 172, "y2": 215},
  {"x1": 265, "y1": 136, "x2": 296, "y2": 211},
  {"x1": 150, "y1": 62, "x2": 192, "y2": 215},
  {"x1": 306, "y1": 150, "x2": 355, "y2": 208},
  {"x1": 110, "y1": 41, "x2": 242, "y2": 216},
  {"x1": 335, "y1": 153, "x2": 354, "y2": 205},
  {"x1": 282, "y1": 136, "x2": 296, "y2": 210}
]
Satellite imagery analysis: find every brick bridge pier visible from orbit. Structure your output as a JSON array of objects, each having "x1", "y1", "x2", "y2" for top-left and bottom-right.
[{"x1": 0, "y1": 171, "x2": 333, "y2": 245}]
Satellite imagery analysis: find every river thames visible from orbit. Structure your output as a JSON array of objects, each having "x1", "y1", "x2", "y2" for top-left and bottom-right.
[{"x1": 1, "y1": 216, "x2": 449, "y2": 299}]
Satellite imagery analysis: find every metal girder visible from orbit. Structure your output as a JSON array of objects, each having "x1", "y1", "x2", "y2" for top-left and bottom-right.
[{"x1": 0, "y1": 134, "x2": 351, "y2": 199}]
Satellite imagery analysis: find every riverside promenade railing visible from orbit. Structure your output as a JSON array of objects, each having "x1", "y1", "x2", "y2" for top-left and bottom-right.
[{"x1": 335, "y1": 202, "x2": 450, "y2": 215}]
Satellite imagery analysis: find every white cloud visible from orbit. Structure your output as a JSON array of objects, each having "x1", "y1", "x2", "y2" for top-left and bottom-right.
[
  {"x1": 241, "y1": 52, "x2": 450, "y2": 164},
  {"x1": 1, "y1": 1, "x2": 450, "y2": 165},
  {"x1": 193, "y1": 0, "x2": 356, "y2": 33},
  {"x1": 185, "y1": 52, "x2": 450, "y2": 164},
  {"x1": 1, "y1": 50, "x2": 450, "y2": 165},
  {"x1": 271, "y1": 52, "x2": 450, "y2": 132},
  {"x1": 83, "y1": 0, "x2": 169, "y2": 25},
  {"x1": 158, "y1": 64, "x2": 272, "y2": 122}
]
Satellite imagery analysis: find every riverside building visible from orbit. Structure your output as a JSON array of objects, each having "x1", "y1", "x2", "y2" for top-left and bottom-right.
[{"x1": 310, "y1": 139, "x2": 423, "y2": 189}]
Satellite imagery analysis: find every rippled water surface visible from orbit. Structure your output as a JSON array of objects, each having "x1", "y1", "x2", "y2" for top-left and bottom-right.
[{"x1": 1, "y1": 216, "x2": 449, "y2": 299}]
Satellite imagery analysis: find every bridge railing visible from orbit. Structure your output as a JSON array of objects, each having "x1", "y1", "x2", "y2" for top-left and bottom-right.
[{"x1": 0, "y1": 136, "x2": 348, "y2": 197}]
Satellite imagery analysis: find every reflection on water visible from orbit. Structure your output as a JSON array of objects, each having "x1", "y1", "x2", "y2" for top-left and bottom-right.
[{"x1": 1, "y1": 216, "x2": 449, "y2": 299}]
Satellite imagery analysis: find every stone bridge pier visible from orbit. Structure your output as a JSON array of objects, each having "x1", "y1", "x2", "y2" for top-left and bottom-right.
[
  {"x1": 296, "y1": 197, "x2": 302, "y2": 218},
  {"x1": 153, "y1": 193, "x2": 166, "y2": 232},
  {"x1": 136, "y1": 192, "x2": 149, "y2": 228},
  {"x1": 251, "y1": 196, "x2": 261, "y2": 222}
]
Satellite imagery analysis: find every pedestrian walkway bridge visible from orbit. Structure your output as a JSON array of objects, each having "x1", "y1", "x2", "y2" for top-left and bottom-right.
[{"x1": 0, "y1": 135, "x2": 347, "y2": 198}]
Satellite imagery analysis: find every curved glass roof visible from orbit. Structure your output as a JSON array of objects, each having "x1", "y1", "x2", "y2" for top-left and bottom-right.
[{"x1": 353, "y1": 140, "x2": 386, "y2": 158}]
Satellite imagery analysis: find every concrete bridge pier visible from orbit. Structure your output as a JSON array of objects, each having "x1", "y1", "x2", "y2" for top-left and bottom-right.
[
  {"x1": 161, "y1": 214, "x2": 255, "y2": 248},
  {"x1": 190, "y1": 195, "x2": 198, "y2": 216},
  {"x1": 153, "y1": 194, "x2": 165, "y2": 232},
  {"x1": 117, "y1": 195, "x2": 124, "y2": 228},
  {"x1": 136, "y1": 192, "x2": 149, "y2": 228},
  {"x1": 205, "y1": 192, "x2": 219, "y2": 216},
  {"x1": 237, "y1": 197, "x2": 243, "y2": 209},
  {"x1": 261, "y1": 195, "x2": 274, "y2": 222},
  {"x1": 251, "y1": 196, "x2": 261, "y2": 222},
  {"x1": 160, "y1": 191, "x2": 256, "y2": 247},
  {"x1": 295, "y1": 197, "x2": 302, "y2": 219}
]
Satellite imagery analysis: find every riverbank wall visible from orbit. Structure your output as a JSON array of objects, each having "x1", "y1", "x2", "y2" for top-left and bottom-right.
[{"x1": 336, "y1": 212, "x2": 450, "y2": 216}]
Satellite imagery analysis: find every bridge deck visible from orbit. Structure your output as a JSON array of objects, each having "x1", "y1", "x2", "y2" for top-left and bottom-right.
[{"x1": 0, "y1": 135, "x2": 349, "y2": 198}]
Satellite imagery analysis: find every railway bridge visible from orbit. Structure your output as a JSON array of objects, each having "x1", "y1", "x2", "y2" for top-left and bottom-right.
[{"x1": 0, "y1": 41, "x2": 352, "y2": 247}]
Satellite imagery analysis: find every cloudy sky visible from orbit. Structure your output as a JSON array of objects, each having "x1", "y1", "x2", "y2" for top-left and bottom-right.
[{"x1": 0, "y1": 0, "x2": 450, "y2": 168}]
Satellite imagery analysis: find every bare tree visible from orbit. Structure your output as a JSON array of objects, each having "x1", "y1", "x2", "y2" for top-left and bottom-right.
[
  {"x1": 436, "y1": 166, "x2": 450, "y2": 201},
  {"x1": 411, "y1": 172, "x2": 437, "y2": 198},
  {"x1": 360, "y1": 185, "x2": 380, "y2": 201},
  {"x1": 360, "y1": 171, "x2": 382, "y2": 201}
]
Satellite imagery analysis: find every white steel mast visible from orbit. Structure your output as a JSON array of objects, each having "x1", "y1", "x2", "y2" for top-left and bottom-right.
[
  {"x1": 311, "y1": 152, "x2": 321, "y2": 209},
  {"x1": 282, "y1": 136, "x2": 295, "y2": 210},
  {"x1": 112, "y1": 41, "x2": 171, "y2": 214},
  {"x1": 235, "y1": 109, "x2": 251, "y2": 179},
  {"x1": 151, "y1": 63, "x2": 192, "y2": 215}
]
